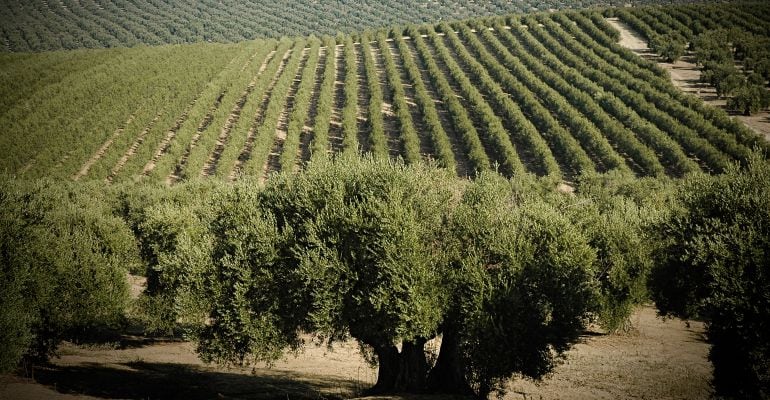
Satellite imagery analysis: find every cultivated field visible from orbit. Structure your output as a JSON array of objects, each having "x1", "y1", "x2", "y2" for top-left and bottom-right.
[{"x1": 2, "y1": 2, "x2": 768, "y2": 185}]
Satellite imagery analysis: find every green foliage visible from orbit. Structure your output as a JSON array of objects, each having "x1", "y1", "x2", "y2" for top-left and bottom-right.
[
  {"x1": 0, "y1": 0, "x2": 686, "y2": 52},
  {"x1": 196, "y1": 189, "x2": 294, "y2": 365},
  {"x1": 116, "y1": 179, "x2": 224, "y2": 333},
  {"x1": 572, "y1": 173, "x2": 672, "y2": 330},
  {"x1": 650, "y1": 155, "x2": 770, "y2": 399},
  {"x1": 261, "y1": 156, "x2": 454, "y2": 343},
  {"x1": 0, "y1": 178, "x2": 137, "y2": 372},
  {"x1": 727, "y1": 84, "x2": 770, "y2": 116},
  {"x1": 650, "y1": 34, "x2": 686, "y2": 62},
  {"x1": 445, "y1": 173, "x2": 600, "y2": 396},
  {"x1": 3, "y1": 3, "x2": 767, "y2": 182}
]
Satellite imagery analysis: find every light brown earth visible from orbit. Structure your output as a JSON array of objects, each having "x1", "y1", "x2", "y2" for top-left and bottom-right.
[
  {"x1": 1, "y1": 277, "x2": 711, "y2": 400},
  {"x1": 606, "y1": 17, "x2": 770, "y2": 141}
]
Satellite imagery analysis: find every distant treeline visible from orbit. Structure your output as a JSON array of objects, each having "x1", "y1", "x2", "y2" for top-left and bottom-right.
[{"x1": 1, "y1": 0, "x2": 701, "y2": 52}]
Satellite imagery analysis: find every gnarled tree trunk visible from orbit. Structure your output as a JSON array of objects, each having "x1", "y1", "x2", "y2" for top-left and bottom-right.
[
  {"x1": 365, "y1": 344, "x2": 399, "y2": 395},
  {"x1": 394, "y1": 338, "x2": 428, "y2": 391},
  {"x1": 426, "y1": 328, "x2": 473, "y2": 395},
  {"x1": 362, "y1": 338, "x2": 430, "y2": 394}
]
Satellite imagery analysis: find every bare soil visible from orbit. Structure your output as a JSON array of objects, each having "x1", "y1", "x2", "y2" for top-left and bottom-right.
[
  {"x1": 73, "y1": 112, "x2": 138, "y2": 181},
  {"x1": 0, "y1": 305, "x2": 710, "y2": 400},
  {"x1": 354, "y1": 42, "x2": 371, "y2": 154},
  {"x1": 296, "y1": 46, "x2": 327, "y2": 168},
  {"x1": 262, "y1": 47, "x2": 310, "y2": 179},
  {"x1": 506, "y1": 307, "x2": 711, "y2": 399},
  {"x1": 606, "y1": 17, "x2": 770, "y2": 141},
  {"x1": 229, "y1": 48, "x2": 293, "y2": 181}
]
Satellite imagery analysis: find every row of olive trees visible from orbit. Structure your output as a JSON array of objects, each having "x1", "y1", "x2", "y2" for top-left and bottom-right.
[
  {"x1": 540, "y1": 13, "x2": 746, "y2": 172},
  {"x1": 130, "y1": 154, "x2": 770, "y2": 398},
  {"x1": 694, "y1": 29, "x2": 770, "y2": 116},
  {"x1": 601, "y1": 9, "x2": 768, "y2": 152},
  {"x1": 405, "y1": 26, "x2": 491, "y2": 175},
  {"x1": 374, "y1": 31, "x2": 422, "y2": 164},
  {"x1": 484, "y1": 19, "x2": 664, "y2": 177},
  {"x1": 130, "y1": 156, "x2": 662, "y2": 396},
  {"x1": 616, "y1": 5, "x2": 770, "y2": 117},
  {"x1": 517, "y1": 17, "x2": 703, "y2": 175},
  {"x1": 3, "y1": 154, "x2": 769, "y2": 398},
  {"x1": 389, "y1": 28, "x2": 457, "y2": 171}
]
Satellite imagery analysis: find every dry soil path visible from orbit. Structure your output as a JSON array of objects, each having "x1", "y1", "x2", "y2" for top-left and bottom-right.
[{"x1": 606, "y1": 17, "x2": 770, "y2": 141}]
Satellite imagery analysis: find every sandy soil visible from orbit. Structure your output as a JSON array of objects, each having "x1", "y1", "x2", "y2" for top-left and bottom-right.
[
  {"x1": 506, "y1": 307, "x2": 711, "y2": 399},
  {"x1": 606, "y1": 17, "x2": 770, "y2": 141},
  {"x1": 0, "y1": 305, "x2": 710, "y2": 400}
]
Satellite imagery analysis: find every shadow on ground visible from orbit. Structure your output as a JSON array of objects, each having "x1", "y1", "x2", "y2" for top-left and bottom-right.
[{"x1": 32, "y1": 361, "x2": 357, "y2": 399}]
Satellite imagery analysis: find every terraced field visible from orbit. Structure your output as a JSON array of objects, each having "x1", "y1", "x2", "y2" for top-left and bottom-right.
[{"x1": 1, "y1": 2, "x2": 768, "y2": 185}]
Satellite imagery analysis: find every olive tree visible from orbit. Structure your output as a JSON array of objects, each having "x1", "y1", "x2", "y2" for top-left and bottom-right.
[
  {"x1": 727, "y1": 84, "x2": 770, "y2": 116},
  {"x1": 650, "y1": 34, "x2": 685, "y2": 63},
  {"x1": 650, "y1": 156, "x2": 770, "y2": 399},
  {"x1": 197, "y1": 157, "x2": 455, "y2": 393},
  {"x1": 425, "y1": 173, "x2": 603, "y2": 397},
  {"x1": 143, "y1": 158, "x2": 659, "y2": 397},
  {"x1": 0, "y1": 178, "x2": 137, "y2": 372}
]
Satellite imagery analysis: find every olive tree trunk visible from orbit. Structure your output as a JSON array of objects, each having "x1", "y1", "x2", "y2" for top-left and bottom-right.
[
  {"x1": 363, "y1": 339, "x2": 430, "y2": 394},
  {"x1": 426, "y1": 328, "x2": 474, "y2": 394}
]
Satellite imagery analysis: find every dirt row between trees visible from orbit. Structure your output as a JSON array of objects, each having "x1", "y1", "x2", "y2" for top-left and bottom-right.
[
  {"x1": 202, "y1": 49, "x2": 279, "y2": 178},
  {"x1": 369, "y1": 42, "x2": 402, "y2": 158},
  {"x1": 72, "y1": 111, "x2": 138, "y2": 181},
  {"x1": 229, "y1": 48, "x2": 293, "y2": 181},
  {"x1": 106, "y1": 111, "x2": 163, "y2": 182},
  {"x1": 263, "y1": 47, "x2": 311, "y2": 178},
  {"x1": 296, "y1": 46, "x2": 328, "y2": 169},
  {"x1": 383, "y1": 38, "x2": 433, "y2": 160},
  {"x1": 398, "y1": 36, "x2": 471, "y2": 177},
  {"x1": 140, "y1": 98, "x2": 197, "y2": 177},
  {"x1": 606, "y1": 17, "x2": 770, "y2": 141}
]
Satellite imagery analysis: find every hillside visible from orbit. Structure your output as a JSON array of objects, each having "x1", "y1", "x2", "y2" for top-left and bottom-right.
[
  {"x1": 1, "y1": 2, "x2": 768, "y2": 184},
  {"x1": 3, "y1": 2, "x2": 770, "y2": 397},
  {"x1": 1, "y1": 0, "x2": 702, "y2": 52}
]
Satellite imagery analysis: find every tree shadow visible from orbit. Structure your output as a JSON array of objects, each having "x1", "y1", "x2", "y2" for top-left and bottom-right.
[{"x1": 32, "y1": 361, "x2": 359, "y2": 399}]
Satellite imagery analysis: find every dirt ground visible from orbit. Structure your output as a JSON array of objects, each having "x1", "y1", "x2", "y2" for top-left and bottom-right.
[
  {"x1": 606, "y1": 17, "x2": 770, "y2": 141},
  {"x1": 0, "y1": 305, "x2": 711, "y2": 400}
]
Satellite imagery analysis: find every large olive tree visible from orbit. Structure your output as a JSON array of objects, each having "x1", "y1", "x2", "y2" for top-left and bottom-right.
[{"x1": 139, "y1": 158, "x2": 657, "y2": 397}]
